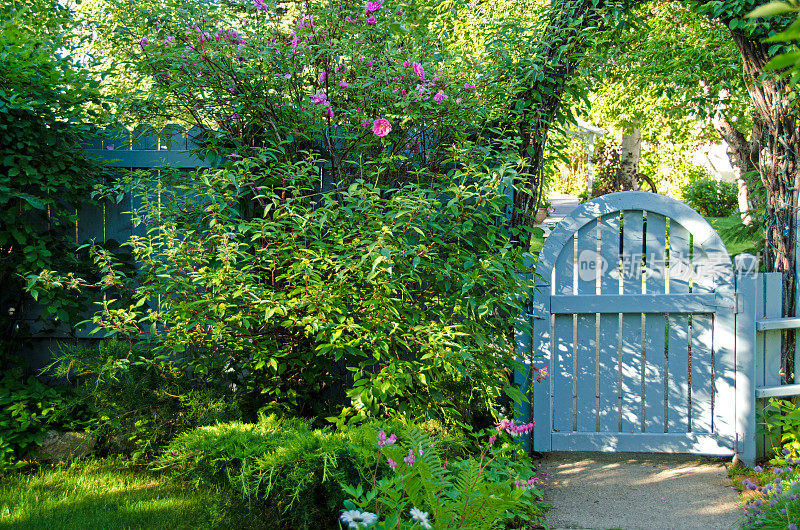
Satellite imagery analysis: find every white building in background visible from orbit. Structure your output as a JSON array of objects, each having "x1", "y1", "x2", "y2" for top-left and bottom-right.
[{"x1": 691, "y1": 141, "x2": 736, "y2": 183}]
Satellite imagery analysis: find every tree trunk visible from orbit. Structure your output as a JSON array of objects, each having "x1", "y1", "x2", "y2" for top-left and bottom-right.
[
  {"x1": 711, "y1": 102, "x2": 756, "y2": 224},
  {"x1": 618, "y1": 127, "x2": 641, "y2": 190}
]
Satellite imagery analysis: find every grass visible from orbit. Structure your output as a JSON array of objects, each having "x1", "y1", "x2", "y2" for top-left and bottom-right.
[{"x1": 0, "y1": 458, "x2": 251, "y2": 529}]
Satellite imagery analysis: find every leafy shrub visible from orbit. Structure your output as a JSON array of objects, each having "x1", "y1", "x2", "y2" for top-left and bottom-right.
[
  {"x1": 46, "y1": 339, "x2": 241, "y2": 460},
  {"x1": 154, "y1": 415, "x2": 473, "y2": 529},
  {"x1": 340, "y1": 424, "x2": 544, "y2": 529},
  {"x1": 681, "y1": 178, "x2": 738, "y2": 217},
  {"x1": 0, "y1": 369, "x2": 89, "y2": 469},
  {"x1": 105, "y1": 0, "x2": 479, "y2": 184},
  {"x1": 0, "y1": 3, "x2": 110, "y2": 358},
  {"x1": 31, "y1": 153, "x2": 532, "y2": 429},
  {"x1": 763, "y1": 397, "x2": 800, "y2": 468},
  {"x1": 154, "y1": 415, "x2": 535, "y2": 528}
]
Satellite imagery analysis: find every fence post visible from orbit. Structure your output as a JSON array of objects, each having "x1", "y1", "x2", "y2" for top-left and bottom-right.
[
  {"x1": 735, "y1": 254, "x2": 758, "y2": 466},
  {"x1": 514, "y1": 254, "x2": 535, "y2": 454}
]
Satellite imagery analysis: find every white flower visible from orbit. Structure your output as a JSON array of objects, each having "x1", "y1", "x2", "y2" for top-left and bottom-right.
[
  {"x1": 340, "y1": 509, "x2": 379, "y2": 529},
  {"x1": 409, "y1": 507, "x2": 432, "y2": 529}
]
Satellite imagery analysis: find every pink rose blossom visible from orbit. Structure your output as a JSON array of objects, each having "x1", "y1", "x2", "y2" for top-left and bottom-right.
[
  {"x1": 412, "y1": 62, "x2": 424, "y2": 79},
  {"x1": 372, "y1": 118, "x2": 392, "y2": 137},
  {"x1": 365, "y1": 0, "x2": 383, "y2": 13}
]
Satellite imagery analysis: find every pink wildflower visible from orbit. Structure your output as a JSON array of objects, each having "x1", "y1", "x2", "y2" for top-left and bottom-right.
[
  {"x1": 488, "y1": 435, "x2": 496, "y2": 446},
  {"x1": 231, "y1": 113, "x2": 241, "y2": 121},
  {"x1": 164, "y1": 36, "x2": 175, "y2": 45},
  {"x1": 346, "y1": 15, "x2": 356, "y2": 22},
  {"x1": 366, "y1": 15, "x2": 377, "y2": 25},
  {"x1": 464, "y1": 82, "x2": 476, "y2": 90},
  {"x1": 311, "y1": 92, "x2": 328, "y2": 105},
  {"x1": 388, "y1": 458, "x2": 398, "y2": 469},
  {"x1": 139, "y1": 37, "x2": 149, "y2": 51},
  {"x1": 372, "y1": 118, "x2": 392, "y2": 137},
  {"x1": 326, "y1": 105, "x2": 334, "y2": 117},
  {"x1": 396, "y1": 10, "x2": 403, "y2": 15},
  {"x1": 253, "y1": 0, "x2": 268, "y2": 10},
  {"x1": 433, "y1": 91, "x2": 448, "y2": 103},
  {"x1": 339, "y1": 79, "x2": 348, "y2": 88},
  {"x1": 412, "y1": 62, "x2": 425, "y2": 79},
  {"x1": 318, "y1": 71, "x2": 327, "y2": 84},
  {"x1": 404, "y1": 449, "x2": 415, "y2": 466},
  {"x1": 535, "y1": 366, "x2": 548, "y2": 383},
  {"x1": 402, "y1": 60, "x2": 410, "y2": 68}
]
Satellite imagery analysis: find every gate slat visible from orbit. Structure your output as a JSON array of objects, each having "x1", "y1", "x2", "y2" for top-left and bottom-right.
[
  {"x1": 667, "y1": 222, "x2": 690, "y2": 433},
  {"x1": 553, "y1": 234, "x2": 575, "y2": 434},
  {"x1": 598, "y1": 213, "x2": 621, "y2": 432},
  {"x1": 644, "y1": 213, "x2": 667, "y2": 433},
  {"x1": 621, "y1": 210, "x2": 643, "y2": 433},
  {"x1": 692, "y1": 244, "x2": 714, "y2": 434},
  {"x1": 576, "y1": 221, "x2": 598, "y2": 432}
]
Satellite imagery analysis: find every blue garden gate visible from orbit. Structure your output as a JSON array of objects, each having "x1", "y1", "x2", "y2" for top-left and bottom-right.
[{"x1": 517, "y1": 192, "x2": 753, "y2": 459}]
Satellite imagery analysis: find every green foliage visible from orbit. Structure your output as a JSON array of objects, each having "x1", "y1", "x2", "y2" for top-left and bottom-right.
[
  {"x1": 0, "y1": 457, "x2": 251, "y2": 528},
  {"x1": 97, "y1": 0, "x2": 479, "y2": 184},
  {"x1": 45, "y1": 339, "x2": 241, "y2": 461},
  {"x1": 764, "y1": 397, "x2": 800, "y2": 467},
  {"x1": 0, "y1": 1, "x2": 110, "y2": 355},
  {"x1": 0, "y1": 369, "x2": 86, "y2": 469},
  {"x1": 154, "y1": 416, "x2": 472, "y2": 529},
  {"x1": 30, "y1": 152, "x2": 532, "y2": 429},
  {"x1": 339, "y1": 427, "x2": 543, "y2": 529},
  {"x1": 681, "y1": 178, "x2": 739, "y2": 217}
]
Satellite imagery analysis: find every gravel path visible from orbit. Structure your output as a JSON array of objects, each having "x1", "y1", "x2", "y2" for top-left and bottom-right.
[{"x1": 537, "y1": 452, "x2": 743, "y2": 529}]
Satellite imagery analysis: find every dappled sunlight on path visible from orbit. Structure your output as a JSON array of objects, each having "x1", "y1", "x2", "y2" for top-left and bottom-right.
[{"x1": 538, "y1": 452, "x2": 741, "y2": 529}]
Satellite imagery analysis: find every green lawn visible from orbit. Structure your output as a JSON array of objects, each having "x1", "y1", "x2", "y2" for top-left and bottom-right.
[{"x1": 0, "y1": 459, "x2": 249, "y2": 530}]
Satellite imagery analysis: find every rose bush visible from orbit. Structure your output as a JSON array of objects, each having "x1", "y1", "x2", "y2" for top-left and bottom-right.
[{"x1": 109, "y1": 0, "x2": 481, "y2": 185}]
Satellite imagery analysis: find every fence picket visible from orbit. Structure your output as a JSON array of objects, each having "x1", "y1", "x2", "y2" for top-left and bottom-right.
[
  {"x1": 576, "y1": 220, "x2": 598, "y2": 432},
  {"x1": 644, "y1": 213, "x2": 667, "y2": 433},
  {"x1": 598, "y1": 213, "x2": 621, "y2": 432},
  {"x1": 667, "y1": 222, "x2": 690, "y2": 433},
  {"x1": 620, "y1": 210, "x2": 644, "y2": 433}
]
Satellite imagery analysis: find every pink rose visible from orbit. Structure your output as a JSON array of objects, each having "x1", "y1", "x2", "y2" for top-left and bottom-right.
[{"x1": 372, "y1": 117, "x2": 392, "y2": 137}]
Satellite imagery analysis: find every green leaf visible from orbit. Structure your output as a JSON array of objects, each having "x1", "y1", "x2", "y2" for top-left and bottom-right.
[{"x1": 747, "y1": 2, "x2": 795, "y2": 18}]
